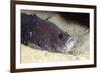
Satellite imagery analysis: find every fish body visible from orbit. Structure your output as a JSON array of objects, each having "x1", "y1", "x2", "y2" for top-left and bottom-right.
[{"x1": 21, "y1": 13, "x2": 76, "y2": 53}]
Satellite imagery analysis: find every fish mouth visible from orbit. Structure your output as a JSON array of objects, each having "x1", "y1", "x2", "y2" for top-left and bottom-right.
[{"x1": 63, "y1": 37, "x2": 77, "y2": 53}]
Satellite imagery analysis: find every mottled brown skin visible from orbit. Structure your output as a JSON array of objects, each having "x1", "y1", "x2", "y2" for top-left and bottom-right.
[{"x1": 21, "y1": 13, "x2": 76, "y2": 53}]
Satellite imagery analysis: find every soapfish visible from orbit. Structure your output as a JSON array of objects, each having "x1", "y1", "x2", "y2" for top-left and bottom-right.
[{"x1": 21, "y1": 13, "x2": 77, "y2": 53}]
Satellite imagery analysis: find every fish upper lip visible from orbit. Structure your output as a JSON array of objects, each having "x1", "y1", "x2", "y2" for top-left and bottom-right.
[
  {"x1": 67, "y1": 37, "x2": 74, "y2": 43},
  {"x1": 63, "y1": 37, "x2": 77, "y2": 52}
]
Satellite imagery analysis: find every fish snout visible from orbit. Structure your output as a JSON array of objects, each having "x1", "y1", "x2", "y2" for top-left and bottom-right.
[{"x1": 63, "y1": 36, "x2": 77, "y2": 53}]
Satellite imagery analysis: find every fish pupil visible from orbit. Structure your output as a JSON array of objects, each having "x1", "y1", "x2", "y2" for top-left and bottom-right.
[{"x1": 58, "y1": 33, "x2": 63, "y2": 39}]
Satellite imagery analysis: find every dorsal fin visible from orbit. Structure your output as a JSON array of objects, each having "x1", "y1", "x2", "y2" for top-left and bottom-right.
[{"x1": 45, "y1": 16, "x2": 51, "y2": 21}]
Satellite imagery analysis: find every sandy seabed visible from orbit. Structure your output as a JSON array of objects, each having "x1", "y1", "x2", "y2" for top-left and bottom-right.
[{"x1": 21, "y1": 10, "x2": 89, "y2": 63}]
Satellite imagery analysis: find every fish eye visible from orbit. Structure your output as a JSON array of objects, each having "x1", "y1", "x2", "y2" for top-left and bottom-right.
[{"x1": 58, "y1": 33, "x2": 64, "y2": 39}]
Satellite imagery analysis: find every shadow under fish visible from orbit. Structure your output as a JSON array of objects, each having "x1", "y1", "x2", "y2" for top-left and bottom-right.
[{"x1": 21, "y1": 13, "x2": 77, "y2": 53}]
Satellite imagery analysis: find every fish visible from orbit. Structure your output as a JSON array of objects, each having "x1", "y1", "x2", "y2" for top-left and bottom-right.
[{"x1": 21, "y1": 13, "x2": 77, "y2": 53}]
